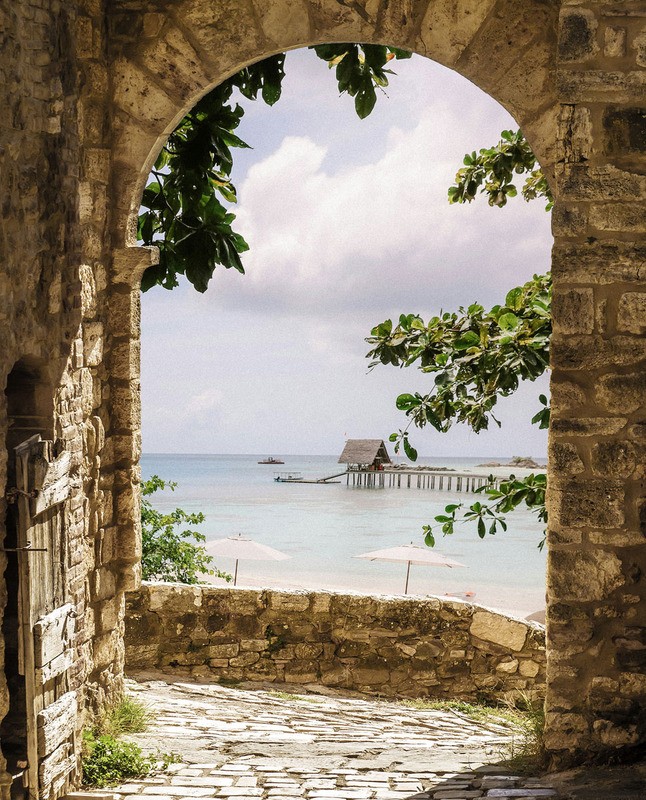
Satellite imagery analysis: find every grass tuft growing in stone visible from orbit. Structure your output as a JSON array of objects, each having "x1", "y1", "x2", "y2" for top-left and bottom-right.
[
  {"x1": 399, "y1": 695, "x2": 547, "y2": 773},
  {"x1": 82, "y1": 694, "x2": 179, "y2": 788},
  {"x1": 94, "y1": 693, "x2": 153, "y2": 737}
]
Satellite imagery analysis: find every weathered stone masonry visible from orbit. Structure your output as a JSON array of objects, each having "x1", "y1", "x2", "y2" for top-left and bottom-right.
[
  {"x1": 126, "y1": 584, "x2": 547, "y2": 703},
  {"x1": 0, "y1": 1, "x2": 645, "y2": 794}
]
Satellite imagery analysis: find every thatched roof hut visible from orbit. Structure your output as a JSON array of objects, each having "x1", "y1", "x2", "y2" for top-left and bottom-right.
[{"x1": 338, "y1": 439, "x2": 391, "y2": 469}]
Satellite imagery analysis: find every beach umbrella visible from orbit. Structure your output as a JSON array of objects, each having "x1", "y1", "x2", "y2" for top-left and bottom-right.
[
  {"x1": 205, "y1": 533, "x2": 291, "y2": 586},
  {"x1": 354, "y1": 543, "x2": 465, "y2": 595}
]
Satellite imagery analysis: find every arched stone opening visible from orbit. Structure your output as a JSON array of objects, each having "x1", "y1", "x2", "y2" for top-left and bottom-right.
[
  {"x1": 102, "y1": 0, "x2": 646, "y2": 770},
  {"x1": 0, "y1": 358, "x2": 54, "y2": 796},
  {"x1": 108, "y1": 0, "x2": 559, "y2": 249}
]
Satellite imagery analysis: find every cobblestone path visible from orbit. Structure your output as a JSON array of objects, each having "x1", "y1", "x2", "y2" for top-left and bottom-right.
[{"x1": 83, "y1": 679, "x2": 569, "y2": 800}]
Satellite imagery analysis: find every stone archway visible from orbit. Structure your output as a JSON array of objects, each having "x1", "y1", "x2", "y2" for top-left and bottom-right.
[{"x1": 103, "y1": 0, "x2": 646, "y2": 768}]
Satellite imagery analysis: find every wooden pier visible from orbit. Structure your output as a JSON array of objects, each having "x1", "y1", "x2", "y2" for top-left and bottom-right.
[{"x1": 345, "y1": 468, "x2": 500, "y2": 492}]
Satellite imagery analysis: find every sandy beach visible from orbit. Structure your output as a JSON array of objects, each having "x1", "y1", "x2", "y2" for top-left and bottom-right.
[{"x1": 204, "y1": 566, "x2": 545, "y2": 621}]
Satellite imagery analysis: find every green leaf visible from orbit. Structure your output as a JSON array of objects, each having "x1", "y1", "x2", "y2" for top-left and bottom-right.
[
  {"x1": 505, "y1": 287, "x2": 523, "y2": 310},
  {"x1": 396, "y1": 393, "x2": 418, "y2": 410},
  {"x1": 402, "y1": 438, "x2": 418, "y2": 462},
  {"x1": 498, "y1": 312, "x2": 520, "y2": 331},
  {"x1": 355, "y1": 81, "x2": 377, "y2": 119},
  {"x1": 454, "y1": 331, "x2": 480, "y2": 350}
]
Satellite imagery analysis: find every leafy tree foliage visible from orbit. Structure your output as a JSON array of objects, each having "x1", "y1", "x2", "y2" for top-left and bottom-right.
[
  {"x1": 368, "y1": 274, "x2": 552, "y2": 549},
  {"x1": 366, "y1": 273, "x2": 551, "y2": 447},
  {"x1": 138, "y1": 45, "x2": 411, "y2": 293},
  {"x1": 448, "y1": 129, "x2": 552, "y2": 211},
  {"x1": 141, "y1": 475, "x2": 230, "y2": 584},
  {"x1": 368, "y1": 130, "x2": 553, "y2": 548}
]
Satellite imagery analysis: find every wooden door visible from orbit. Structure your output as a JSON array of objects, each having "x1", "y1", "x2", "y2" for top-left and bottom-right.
[{"x1": 14, "y1": 436, "x2": 76, "y2": 800}]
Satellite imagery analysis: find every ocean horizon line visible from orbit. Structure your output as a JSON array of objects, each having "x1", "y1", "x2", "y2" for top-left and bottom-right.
[{"x1": 143, "y1": 451, "x2": 548, "y2": 461}]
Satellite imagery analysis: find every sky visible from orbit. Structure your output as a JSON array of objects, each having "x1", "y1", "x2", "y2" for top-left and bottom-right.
[{"x1": 140, "y1": 49, "x2": 553, "y2": 458}]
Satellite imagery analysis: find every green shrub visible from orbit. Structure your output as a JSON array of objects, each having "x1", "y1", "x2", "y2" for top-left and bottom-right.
[
  {"x1": 82, "y1": 694, "x2": 178, "y2": 788},
  {"x1": 82, "y1": 732, "x2": 155, "y2": 788}
]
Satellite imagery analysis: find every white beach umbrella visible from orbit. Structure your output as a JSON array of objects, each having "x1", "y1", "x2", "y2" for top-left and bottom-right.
[
  {"x1": 206, "y1": 533, "x2": 291, "y2": 586},
  {"x1": 354, "y1": 543, "x2": 465, "y2": 595}
]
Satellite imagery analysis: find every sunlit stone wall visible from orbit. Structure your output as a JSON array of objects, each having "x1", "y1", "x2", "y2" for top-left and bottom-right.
[{"x1": 125, "y1": 584, "x2": 547, "y2": 702}]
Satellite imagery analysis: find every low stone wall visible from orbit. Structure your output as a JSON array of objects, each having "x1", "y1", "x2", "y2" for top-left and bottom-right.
[{"x1": 125, "y1": 583, "x2": 546, "y2": 703}]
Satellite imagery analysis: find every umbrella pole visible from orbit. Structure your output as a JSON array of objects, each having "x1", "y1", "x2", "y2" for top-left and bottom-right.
[
  {"x1": 234, "y1": 559, "x2": 238, "y2": 586},
  {"x1": 404, "y1": 560, "x2": 411, "y2": 595}
]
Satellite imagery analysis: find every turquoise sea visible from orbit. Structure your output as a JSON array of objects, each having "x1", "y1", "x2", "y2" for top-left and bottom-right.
[{"x1": 141, "y1": 453, "x2": 547, "y2": 618}]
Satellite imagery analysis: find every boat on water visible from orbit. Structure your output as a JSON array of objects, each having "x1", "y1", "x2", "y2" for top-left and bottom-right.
[
  {"x1": 274, "y1": 472, "x2": 303, "y2": 482},
  {"x1": 258, "y1": 456, "x2": 284, "y2": 464}
]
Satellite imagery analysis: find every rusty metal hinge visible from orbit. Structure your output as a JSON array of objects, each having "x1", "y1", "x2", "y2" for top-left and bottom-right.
[
  {"x1": 0, "y1": 541, "x2": 48, "y2": 553},
  {"x1": 4, "y1": 487, "x2": 38, "y2": 504}
]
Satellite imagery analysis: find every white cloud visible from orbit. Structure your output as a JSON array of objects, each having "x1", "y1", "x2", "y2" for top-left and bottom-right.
[
  {"x1": 141, "y1": 52, "x2": 553, "y2": 456},
  {"x1": 207, "y1": 103, "x2": 551, "y2": 320}
]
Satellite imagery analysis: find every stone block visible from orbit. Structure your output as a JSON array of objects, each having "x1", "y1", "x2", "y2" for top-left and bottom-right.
[
  {"x1": 470, "y1": 612, "x2": 527, "y2": 652},
  {"x1": 268, "y1": 591, "x2": 310, "y2": 612},
  {"x1": 548, "y1": 442, "x2": 584, "y2": 476},
  {"x1": 495, "y1": 658, "x2": 519, "y2": 674},
  {"x1": 108, "y1": 287, "x2": 141, "y2": 334},
  {"x1": 591, "y1": 441, "x2": 637, "y2": 478},
  {"x1": 557, "y1": 69, "x2": 646, "y2": 104},
  {"x1": 294, "y1": 642, "x2": 323, "y2": 659},
  {"x1": 110, "y1": 338, "x2": 140, "y2": 381},
  {"x1": 604, "y1": 106, "x2": 646, "y2": 158},
  {"x1": 596, "y1": 372, "x2": 646, "y2": 414},
  {"x1": 353, "y1": 667, "x2": 390, "y2": 686},
  {"x1": 558, "y1": 8, "x2": 598, "y2": 62},
  {"x1": 605, "y1": 25, "x2": 627, "y2": 58},
  {"x1": 111, "y1": 383, "x2": 141, "y2": 431},
  {"x1": 229, "y1": 651, "x2": 260, "y2": 668},
  {"x1": 551, "y1": 412, "x2": 628, "y2": 437},
  {"x1": 551, "y1": 203, "x2": 588, "y2": 237},
  {"x1": 550, "y1": 380, "x2": 587, "y2": 411},
  {"x1": 542, "y1": 712, "x2": 590, "y2": 750},
  {"x1": 550, "y1": 481, "x2": 624, "y2": 528},
  {"x1": 83, "y1": 321, "x2": 103, "y2": 366},
  {"x1": 207, "y1": 643, "x2": 239, "y2": 659},
  {"x1": 112, "y1": 57, "x2": 184, "y2": 129},
  {"x1": 589, "y1": 202, "x2": 646, "y2": 233},
  {"x1": 552, "y1": 288, "x2": 594, "y2": 334},
  {"x1": 418, "y1": 0, "x2": 497, "y2": 66},
  {"x1": 617, "y1": 292, "x2": 646, "y2": 334},
  {"x1": 593, "y1": 718, "x2": 639, "y2": 746},
  {"x1": 136, "y1": 26, "x2": 212, "y2": 101},
  {"x1": 148, "y1": 583, "x2": 202, "y2": 613},
  {"x1": 519, "y1": 660, "x2": 541, "y2": 678},
  {"x1": 552, "y1": 240, "x2": 646, "y2": 284},
  {"x1": 551, "y1": 334, "x2": 646, "y2": 371},
  {"x1": 548, "y1": 549, "x2": 625, "y2": 601},
  {"x1": 253, "y1": 0, "x2": 310, "y2": 48},
  {"x1": 556, "y1": 163, "x2": 646, "y2": 201}
]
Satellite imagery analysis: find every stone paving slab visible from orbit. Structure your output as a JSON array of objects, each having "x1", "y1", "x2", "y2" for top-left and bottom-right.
[{"x1": 75, "y1": 678, "x2": 598, "y2": 800}]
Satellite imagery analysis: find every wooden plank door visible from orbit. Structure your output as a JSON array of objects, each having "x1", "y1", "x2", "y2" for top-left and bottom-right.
[{"x1": 14, "y1": 436, "x2": 76, "y2": 800}]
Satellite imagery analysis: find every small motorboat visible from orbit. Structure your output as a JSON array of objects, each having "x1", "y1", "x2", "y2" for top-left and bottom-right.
[
  {"x1": 258, "y1": 456, "x2": 285, "y2": 464},
  {"x1": 274, "y1": 472, "x2": 303, "y2": 482}
]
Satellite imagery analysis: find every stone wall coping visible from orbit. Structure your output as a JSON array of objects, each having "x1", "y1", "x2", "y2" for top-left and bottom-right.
[{"x1": 137, "y1": 580, "x2": 546, "y2": 631}]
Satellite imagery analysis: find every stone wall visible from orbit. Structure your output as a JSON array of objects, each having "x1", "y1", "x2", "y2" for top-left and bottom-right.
[
  {"x1": 546, "y1": 1, "x2": 646, "y2": 765},
  {"x1": 125, "y1": 584, "x2": 546, "y2": 703},
  {"x1": 0, "y1": 2, "x2": 137, "y2": 796}
]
